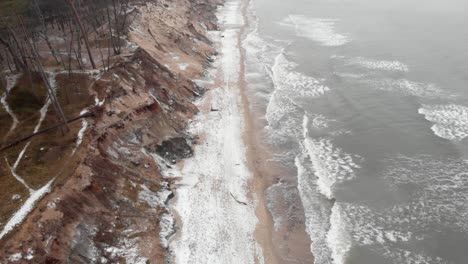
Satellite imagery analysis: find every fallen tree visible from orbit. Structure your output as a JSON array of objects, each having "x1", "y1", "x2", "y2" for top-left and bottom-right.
[{"x1": 0, "y1": 110, "x2": 94, "y2": 152}]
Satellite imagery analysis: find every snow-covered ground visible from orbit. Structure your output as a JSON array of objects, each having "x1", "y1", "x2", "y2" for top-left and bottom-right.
[
  {"x1": 71, "y1": 109, "x2": 90, "y2": 155},
  {"x1": 169, "y1": 0, "x2": 263, "y2": 263},
  {"x1": 13, "y1": 73, "x2": 56, "y2": 171},
  {"x1": 0, "y1": 178, "x2": 54, "y2": 240},
  {"x1": 0, "y1": 73, "x2": 58, "y2": 240},
  {"x1": 0, "y1": 74, "x2": 21, "y2": 135}
]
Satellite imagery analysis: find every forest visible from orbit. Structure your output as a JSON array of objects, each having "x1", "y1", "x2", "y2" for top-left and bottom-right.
[
  {"x1": 0, "y1": 0, "x2": 137, "y2": 132},
  {"x1": 0, "y1": 0, "x2": 141, "y2": 239}
]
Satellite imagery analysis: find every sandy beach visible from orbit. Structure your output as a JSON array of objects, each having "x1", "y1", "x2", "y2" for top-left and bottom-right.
[{"x1": 168, "y1": 0, "x2": 280, "y2": 263}]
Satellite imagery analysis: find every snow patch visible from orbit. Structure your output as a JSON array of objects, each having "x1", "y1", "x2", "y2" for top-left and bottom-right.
[
  {"x1": 0, "y1": 74, "x2": 21, "y2": 134},
  {"x1": 71, "y1": 109, "x2": 90, "y2": 155},
  {"x1": 104, "y1": 238, "x2": 148, "y2": 264},
  {"x1": 178, "y1": 63, "x2": 189, "y2": 71},
  {"x1": 8, "y1": 253, "x2": 22, "y2": 262},
  {"x1": 0, "y1": 178, "x2": 55, "y2": 240},
  {"x1": 138, "y1": 184, "x2": 172, "y2": 208}
]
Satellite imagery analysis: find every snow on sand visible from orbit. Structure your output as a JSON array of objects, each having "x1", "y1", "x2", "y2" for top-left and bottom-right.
[{"x1": 170, "y1": 0, "x2": 262, "y2": 263}]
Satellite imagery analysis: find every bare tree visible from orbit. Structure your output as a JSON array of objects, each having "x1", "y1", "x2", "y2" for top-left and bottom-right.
[
  {"x1": 33, "y1": 0, "x2": 63, "y2": 67},
  {"x1": 17, "y1": 15, "x2": 70, "y2": 132},
  {"x1": 106, "y1": 0, "x2": 133, "y2": 55},
  {"x1": 67, "y1": 0, "x2": 96, "y2": 69}
]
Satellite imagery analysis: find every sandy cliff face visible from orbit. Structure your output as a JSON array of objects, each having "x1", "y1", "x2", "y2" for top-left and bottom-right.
[{"x1": 0, "y1": 0, "x2": 221, "y2": 262}]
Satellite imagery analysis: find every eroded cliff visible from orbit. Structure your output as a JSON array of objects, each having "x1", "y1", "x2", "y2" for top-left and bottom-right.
[{"x1": 0, "y1": 0, "x2": 221, "y2": 262}]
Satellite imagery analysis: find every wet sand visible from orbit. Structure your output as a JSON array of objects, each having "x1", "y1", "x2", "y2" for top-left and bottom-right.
[{"x1": 238, "y1": 0, "x2": 316, "y2": 263}]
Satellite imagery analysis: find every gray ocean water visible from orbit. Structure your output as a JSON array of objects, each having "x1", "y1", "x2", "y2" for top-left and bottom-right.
[{"x1": 243, "y1": 0, "x2": 468, "y2": 263}]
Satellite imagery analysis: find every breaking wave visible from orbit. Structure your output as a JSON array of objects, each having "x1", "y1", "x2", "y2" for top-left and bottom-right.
[
  {"x1": 265, "y1": 51, "x2": 330, "y2": 145},
  {"x1": 296, "y1": 115, "x2": 361, "y2": 264},
  {"x1": 418, "y1": 104, "x2": 468, "y2": 141},
  {"x1": 302, "y1": 115, "x2": 360, "y2": 200}
]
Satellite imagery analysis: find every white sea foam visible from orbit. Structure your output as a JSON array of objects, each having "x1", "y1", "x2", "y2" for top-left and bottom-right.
[
  {"x1": 280, "y1": 15, "x2": 350, "y2": 46},
  {"x1": 335, "y1": 155, "x2": 468, "y2": 263},
  {"x1": 310, "y1": 114, "x2": 334, "y2": 130},
  {"x1": 336, "y1": 203, "x2": 414, "y2": 246},
  {"x1": 243, "y1": 28, "x2": 279, "y2": 67},
  {"x1": 299, "y1": 115, "x2": 361, "y2": 263},
  {"x1": 243, "y1": 13, "x2": 330, "y2": 147},
  {"x1": 302, "y1": 115, "x2": 360, "y2": 199},
  {"x1": 327, "y1": 204, "x2": 352, "y2": 264},
  {"x1": 264, "y1": 51, "x2": 329, "y2": 145},
  {"x1": 318, "y1": 155, "x2": 468, "y2": 264},
  {"x1": 295, "y1": 155, "x2": 333, "y2": 264},
  {"x1": 310, "y1": 153, "x2": 468, "y2": 264},
  {"x1": 418, "y1": 104, "x2": 468, "y2": 141},
  {"x1": 364, "y1": 78, "x2": 444, "y2": 98},
  {"x1": 333, "y1": 72, "x2": 367, "y2": 79},
  {"x1": 333, "y1": 56, "x2": 409, "y2": 72},
  {"x1": 265, "y1": 182, "x2": 287, "y2": 231},
  {"x1": 380, "y1": 248, "x2": 448, "y2": 264},
  {"x1": 384, "y1": 156, "x2": 468, "y2": 234},
  {"x1": 271, "y1": 53, "x2": 329, "y2": 99}
]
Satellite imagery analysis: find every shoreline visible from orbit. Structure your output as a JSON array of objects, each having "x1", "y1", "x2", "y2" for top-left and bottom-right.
[
  {"x1": 237, "y1": 0, "x2": 316, "y2": 263},
  {"x1": 237, "y1": 0, "x2": 280, "y2": 263}
]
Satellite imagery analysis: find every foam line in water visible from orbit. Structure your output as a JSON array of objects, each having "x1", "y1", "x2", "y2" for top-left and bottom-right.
[
  {"x1": 326, "y1": 155, "x2": 468, "y2": 263},
  {"x1": 299, "y1": 115, "x2": 360, "y2": 263},
  {"x1": 302, "y1": 115, "x2": 360, "y2": 199},
  {"x1": 327, "y1": 204, "x2": 352, "y2": 264},
  {"x1": 295, "y1": 154, "x2": 334, "y2": 264},
  {"x1": 384, "y1": 156, "x2": 468, "y2": 234},
  {"x1": 265, "y1": 51, "x2": 329, "y2": 144},
  {"x1": 332, "y1": 55, "x2": 409, "y2": 72},
  {"x1": 363, "y1": 78, "x2": 445, "y2": 98},
  {"x1": 309, "y1": 155, "x2": 468, "y2": 264},
  {"x1": 380, "y1": 248, "x2": 448, "y2": 264},
  {"x1": 418, "y1": 104, "x2": 468, "y2": 141},
  {"x1": 279, "y1": 15, "x2": 350, "y2": 46}
]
